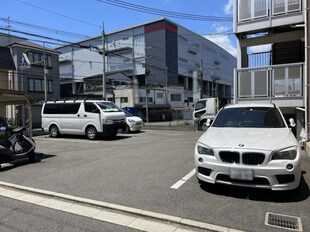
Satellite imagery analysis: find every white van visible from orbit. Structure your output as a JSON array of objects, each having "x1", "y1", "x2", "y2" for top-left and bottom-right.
[{"x1": 41, "y1": 100, "x2": 126, "y2": 139}]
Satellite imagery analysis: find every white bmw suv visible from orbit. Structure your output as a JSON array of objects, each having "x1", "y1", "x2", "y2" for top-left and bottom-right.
[{"x1": 195, "y1": 104, "x2": 302, "y2": 191}]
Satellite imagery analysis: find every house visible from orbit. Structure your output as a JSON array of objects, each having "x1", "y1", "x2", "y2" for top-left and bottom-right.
[
  {"x1": 0, "y1": 33, "x2": 60, "y2": 127},
  {"x1": 233, "y1": 0, "x2": 308, "y2": 140},
  {"x1": 56, "y1": 18, "x2": 236, "y2": 121}
]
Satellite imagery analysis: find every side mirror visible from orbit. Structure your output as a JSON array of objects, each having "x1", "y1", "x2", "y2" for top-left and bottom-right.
[{"x1": 289, "y1": 118, "x2": 296, "y2": 128}]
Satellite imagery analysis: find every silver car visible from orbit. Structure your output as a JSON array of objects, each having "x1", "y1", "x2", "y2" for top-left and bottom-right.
[
  {"x1": 123, "y1": 110, "x2": 143, "y2": 133},
  {"x1": 195, "y1": 104, "x2": 302, "y2": 192}
]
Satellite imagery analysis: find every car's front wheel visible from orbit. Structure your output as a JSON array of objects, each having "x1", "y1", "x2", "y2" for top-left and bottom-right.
[
  {"x1": 86, "y1": 126, "x2": 98, "y2": 140},
  {"x1": 123, "y1": 125, "x2": 130, "y2": 134}
]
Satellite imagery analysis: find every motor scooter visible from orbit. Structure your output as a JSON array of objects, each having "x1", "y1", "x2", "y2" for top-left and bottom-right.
[{"x1": 0, "y1": 122, "x2": 38, "y2": 167}]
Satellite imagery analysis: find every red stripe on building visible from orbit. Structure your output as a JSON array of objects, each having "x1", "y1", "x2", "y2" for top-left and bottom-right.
[{"x1": 145, "y1": 23, "x2": 177, "y2": 34}]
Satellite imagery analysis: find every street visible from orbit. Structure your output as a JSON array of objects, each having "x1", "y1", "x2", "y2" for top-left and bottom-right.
[{"x1": 0, "y1": 129, "x2": 310, "y2": 232}]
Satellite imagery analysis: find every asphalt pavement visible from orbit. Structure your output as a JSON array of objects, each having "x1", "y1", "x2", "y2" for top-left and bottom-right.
[{"x1": 2, "y1": 126, "x2": 310, "y2": 232}]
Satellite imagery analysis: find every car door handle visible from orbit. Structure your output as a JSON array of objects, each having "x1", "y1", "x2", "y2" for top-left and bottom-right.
[
  {"x1": 77, "y1": 114, "x2": 80, "y2": 118},
  {"x1": 84, "y1": 115, "x2": 87, "y2": 117}
]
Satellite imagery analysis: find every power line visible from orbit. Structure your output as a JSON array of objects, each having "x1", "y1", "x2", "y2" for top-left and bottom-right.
[
  {"x1": 97, "y1": 0, "x2": 232, "y2": 22},
  {"x1": 0, "y1": 17, "x2": 90, "y2": 39},
  {"x1": 0, "y1": 27, "x2": 72, "y2": 45},
  {"x1": 14, "y1": 0, "x2": 101, "y2": 28}
]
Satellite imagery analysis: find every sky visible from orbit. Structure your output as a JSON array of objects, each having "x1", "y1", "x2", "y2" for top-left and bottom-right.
[{"x1": 0, "y1": 0, "x2": 237, "y2": 56}]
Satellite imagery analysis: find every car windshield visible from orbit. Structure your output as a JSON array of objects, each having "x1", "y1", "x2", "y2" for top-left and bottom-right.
[
  {"x1": 212, "y1": 107, "x2": 286, "y2": 128},
  {"x1": 96, "y1": 102, "x2": 122, "y2": 112}
]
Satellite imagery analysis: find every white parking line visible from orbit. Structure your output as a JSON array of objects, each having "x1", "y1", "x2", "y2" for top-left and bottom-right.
[{"x1": 170, "y1": 169, "x2": 196, "y2": 189}]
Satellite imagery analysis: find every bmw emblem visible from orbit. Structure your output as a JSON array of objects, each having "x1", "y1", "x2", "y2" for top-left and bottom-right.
[{"x1": 239, "y1": 144, "x2": 244, "y2": 147}]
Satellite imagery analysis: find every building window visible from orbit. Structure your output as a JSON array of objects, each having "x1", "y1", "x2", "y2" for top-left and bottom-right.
[
  {"x1": 28, "y1": 78, "x2": 53, "y2": 93},
  {"x1": 178, "y1": 35, "x2": 188, "y2": 46},
  {"x1": 47, "y1": 56, "x2": 52, "y2": 67},
  {"x1": 139, "y1": 97, "x2": 153, "y2": 103},
  {"x1": 121, "y1": 97, "x2": 128, "y2": 103},
  {"x1": 27, "y1": 51, "x2": 53, "y2": 68},
  {"x1": 134, "y1": 34, "x2": 144, "y2": 44},
  {"x1": 157, "y1": 93, "x2": 163, "y2": 99},
  {"x1": 171, "y1": 94, "x2": 181, "y2": 101},
  {"x1": 178, "y1": 57, "x2": 188, "y2": 68}
]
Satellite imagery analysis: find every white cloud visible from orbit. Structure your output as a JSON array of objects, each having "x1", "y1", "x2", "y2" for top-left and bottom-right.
[
  {"x1": 224, "y1": 0, "x2": 233, "y2": 14},
  {"x1": 204, "y1": 25, "x2": 237, "y2": 57}
]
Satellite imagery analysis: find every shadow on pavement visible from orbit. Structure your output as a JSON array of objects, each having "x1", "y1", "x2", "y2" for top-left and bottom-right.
[
  {"x1": 43, "y1": 134, "x2": 134, "y2": 141},
  {"x1": 0, "y1": 153, "x2": 55, "y2": 172}
]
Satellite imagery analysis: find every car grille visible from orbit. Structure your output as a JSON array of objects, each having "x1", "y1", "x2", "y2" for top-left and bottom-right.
[
  {"x1": 219, "y1": 151, "x2": 265, "y2": 165},
  {"x1": 113, "y1": 119, "x2": 125, "y2": 124},
  {"x1": 219, "y1": 151, "x2": 240, "y2": 164},
  {"x1": 243, "y1": 152, "x2": 265, "y2": 165}
]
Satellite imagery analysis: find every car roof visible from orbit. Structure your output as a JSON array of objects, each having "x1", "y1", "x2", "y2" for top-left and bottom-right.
[
  {"x1": 224, "y1": 103, "x2": 276, "y2": 109},
  {"x1": 45, "y1": 100, "x2": 110, "y2": 104}
]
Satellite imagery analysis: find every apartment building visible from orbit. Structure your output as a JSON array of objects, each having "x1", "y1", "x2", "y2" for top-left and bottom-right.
[
  {"x1": 56, "y1": 18, "x2": 236, "y2": 121},
  {"x1": 233, "y1": 0, "x2": 308, "y2": 140}
]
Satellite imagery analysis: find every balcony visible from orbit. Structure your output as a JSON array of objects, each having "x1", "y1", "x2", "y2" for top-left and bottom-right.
[
  {"x1": 107, "y1": 46, "x2": 132, "y2": 56},
  {"x1": 235, "y1": 0, "x2": 304, "y2": 33},
  {"x1": 234, "y1": 62, "x2": 304, "y2": 107},
  {"x1": 109, "y1": 63, "x2": 133, "y2": 73}
]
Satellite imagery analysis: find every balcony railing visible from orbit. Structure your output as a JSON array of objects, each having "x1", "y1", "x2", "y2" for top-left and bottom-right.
[
  {"x1": 237, "y1": 0, "x2": 302, "y2": 22},
  {"x1": 109, "y1": 63, "x2": 133, "y2": 72},
  {"x1": 235, "y1": 63, "x2": 304, "y2": 100}
]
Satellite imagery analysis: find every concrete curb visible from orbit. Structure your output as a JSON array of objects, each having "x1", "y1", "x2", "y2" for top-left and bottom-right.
[{"x1": 0, "y1": 181, "x2": 243, "y2": 232}]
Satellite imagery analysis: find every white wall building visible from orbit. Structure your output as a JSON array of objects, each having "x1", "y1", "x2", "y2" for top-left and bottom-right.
[{"x1": 56, "y1": 18, "x2": 236, "y2": 121}]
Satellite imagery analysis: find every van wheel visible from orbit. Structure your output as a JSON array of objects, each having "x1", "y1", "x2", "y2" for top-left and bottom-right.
[
  {"x1": 50, "y1": 125, "x2": 59, "y2": 138},
  {"x1": 86, "y1": 126, "x2": 97, "y2": 140}
]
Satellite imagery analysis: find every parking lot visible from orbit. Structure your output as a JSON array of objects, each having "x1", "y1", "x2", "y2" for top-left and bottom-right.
[{"x1": 1, "y1": 129, "x2": 310, "y2": 231}]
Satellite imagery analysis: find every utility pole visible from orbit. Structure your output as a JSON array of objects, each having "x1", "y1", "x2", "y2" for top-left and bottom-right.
[
  {"x1": 144, "y1": 46, "x2": 152, "y2": 123},
  {"x1": 165, "y1": 66, "x2": 168, "y2": 105},
  {"x1": 132, "y1": 29, "x2": 139, "y2": 106},
  {"x1": 200, "y1": 59, "x2": 203, "y2": 99},
  {"x1": 102, "y1": 21, "x2": 106, "y2": 100},
  {"x1": 145, "y1": 67, "x2": 149, "y2": 123},
  {"x1": 71, "y1": 46, "x2": 75, "y2": 95},
  {"x1": 43, "y1": 42, "x2": 48, "y2": 101}
]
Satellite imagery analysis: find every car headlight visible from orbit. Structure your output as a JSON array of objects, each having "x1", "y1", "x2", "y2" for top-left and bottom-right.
[
  {"x1": 271, "y1": 146, "x2": 297, "y2": 160},
  {"x1": 103, "y1": 119, "x2": 113, "y2": 125},
  {"x1": 128, "y1": 119, "x2": 135, "y2": 123},
  {"x1": 197, "y1": 143, "x2": 214, "y2": 156}
]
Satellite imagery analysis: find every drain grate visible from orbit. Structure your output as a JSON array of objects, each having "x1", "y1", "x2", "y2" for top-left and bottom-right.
[{"x1": 265, "y1": 212, "x2": 303, "y2": 231}]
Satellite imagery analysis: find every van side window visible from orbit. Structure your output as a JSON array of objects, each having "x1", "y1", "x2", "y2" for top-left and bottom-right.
[
  {"x1": 44, "y1": 103, "x2": 80, "y2": 114},
  {"x1": 85, "y1": 103, "x2": 99, "y2": 113}
]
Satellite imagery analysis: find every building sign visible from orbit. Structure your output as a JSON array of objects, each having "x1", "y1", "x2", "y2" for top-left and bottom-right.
[{"x1": 19, "y1": 54, "x2": 30, "y2": 69}]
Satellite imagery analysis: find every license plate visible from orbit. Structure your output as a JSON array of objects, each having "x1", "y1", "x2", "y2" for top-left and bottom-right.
[{"x1": 229, "y1": 168, "x2": 253, "y2": 181}]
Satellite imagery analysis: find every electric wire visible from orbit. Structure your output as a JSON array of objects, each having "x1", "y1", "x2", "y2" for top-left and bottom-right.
[
  {"x1": 97, "y1": 0, "x2": 232, "y2": 22},
  {"x1": 13, "y1": 0, "x2": 101, "y2": 28},
  {"x1": 0, "y1": 18, "x2": 90, "y2": 39}
]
